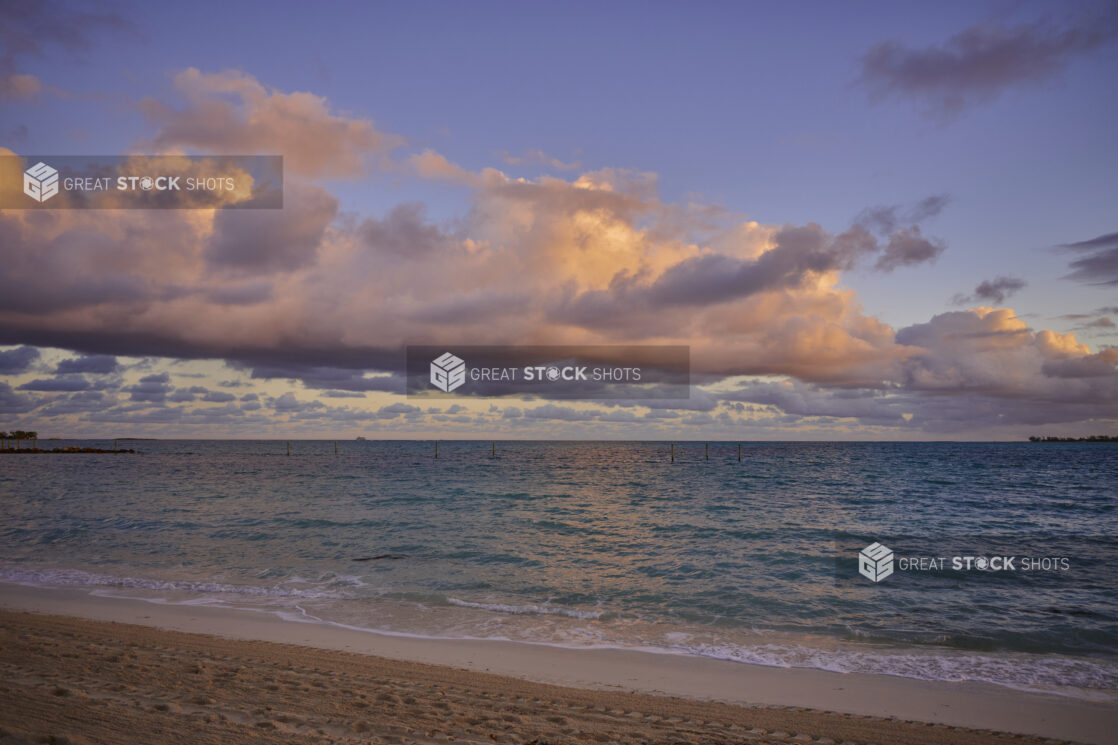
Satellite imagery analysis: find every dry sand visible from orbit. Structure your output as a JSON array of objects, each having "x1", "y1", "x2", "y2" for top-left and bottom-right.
[{"x1": 1, "y1": 584, "x2": 1116, "y2": 744}]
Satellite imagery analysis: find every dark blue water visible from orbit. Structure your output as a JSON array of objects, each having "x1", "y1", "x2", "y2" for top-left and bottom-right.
[{"x1": 1, "y1": 440, "x2": 1116, "y2": 697}]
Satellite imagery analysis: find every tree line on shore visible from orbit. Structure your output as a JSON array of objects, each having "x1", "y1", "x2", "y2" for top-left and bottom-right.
[
  {"x1": 0, "y1": 430, "x2": 38, "y2": 440},
  {"x1": 1028, "y1": 435, "x2": 1118, "y2": 442}
]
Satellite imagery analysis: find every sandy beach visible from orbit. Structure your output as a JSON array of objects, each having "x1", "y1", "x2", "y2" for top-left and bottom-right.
[{"x1": 1, "y1": 585, "x2": 1116, "y2": 745}]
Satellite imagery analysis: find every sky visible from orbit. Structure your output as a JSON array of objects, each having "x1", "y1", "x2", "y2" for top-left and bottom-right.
[{"x1": 1, "y1": 0, "x2": 1116, "y2": 440}]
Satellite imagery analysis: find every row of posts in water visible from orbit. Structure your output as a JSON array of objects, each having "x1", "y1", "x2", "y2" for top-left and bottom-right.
[{"x1": 281, "y1": 441, "x2": 746, "y2": 461}]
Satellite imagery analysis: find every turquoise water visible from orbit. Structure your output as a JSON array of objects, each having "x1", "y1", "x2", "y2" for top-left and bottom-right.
[{"x1": 2, "y1": 440, "x2": 1116, "y2": 697}]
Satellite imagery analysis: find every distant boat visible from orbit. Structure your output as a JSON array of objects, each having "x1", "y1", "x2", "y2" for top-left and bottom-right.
[{"x1": 355, "y1": 436, "x2": 367, "y2": 441}]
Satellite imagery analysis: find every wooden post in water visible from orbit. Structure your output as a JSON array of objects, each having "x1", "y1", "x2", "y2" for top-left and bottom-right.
[
  {"x1": 491, "y1": 441, "x2": 495, "y2": 458},
  {"x1": 435, "y1": 440, "x2": 439, "y2": 458},
  {"x1": 670, "y1": 443, "x2": 674, "y2": 462},
  {"x1": 738, "y1": 443, "x2": 742, "y2": 461},
  {"x1": 114, "y1": 439, "x2": 118, "y2": 452},
  {"x1": 334, "y1": 441, "x2": 338, "y2": 455},
  {"x1": 705, "y1": 442, "x2": 709, "y2": 461},
  {"x1": 286, "y1": 441, "x2": 290, "y2": 456}
]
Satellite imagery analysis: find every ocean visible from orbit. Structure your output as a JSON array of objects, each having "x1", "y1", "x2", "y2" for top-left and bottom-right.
[{"x1": 2, "y1": 440, "x2": 1116, "y2": 699}]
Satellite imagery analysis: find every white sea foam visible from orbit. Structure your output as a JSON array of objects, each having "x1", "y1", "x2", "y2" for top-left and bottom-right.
[
  {"x1": 0, "y1": 567, "x2": 357, "y2": 601},
  {"x1": 447, "y1": 597, "x2": 604, "y2": 619}
]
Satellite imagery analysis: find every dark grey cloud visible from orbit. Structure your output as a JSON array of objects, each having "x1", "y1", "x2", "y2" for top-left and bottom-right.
[
  {"x1": 652, "y1": 223, "x2": 875, "y2": 305},
  {"x1": 860, "y1": 6, "x2": 1118, "y2": 118},
  {"x1": 205, "y1": 184, "x2": 337, "y2": 274},
  {"x1": 36, "y1": 390, "x2": 111, "y2": 416},
  {"x1": 953, "y1": 276, "x2": 1027, "y2": 305},
  {"x1": 1060, "y1": 231, "x2": 1118, "y2": 285},
  {"x1": 0, "y1": 217, "x2": 157, "y2": 313},
  {"x1": 0, "y1": 345, "x2": 39, "y2": 374},
  {"x1": 722, "y1": 381, "x2": 905, "y2": 424},
  {"x1": 360, "y1": 203, "x2": 454, "y2": 258},
  {"x1": 85, "y1": 405, "x2": 183, "y2": 424},
  {"x1": 269, "y1": 392, "x2": 322, "y2": 413},
  {"x1": 55, "y1": 354, "x2": 118, "y2": 374},
  {"x1": 856, "y1": 194, "x2": 950, "y2": 234},
  {"x1": 247, "y1": 363, "x2": 405, "y2": 393},
  {"x1": 167, "y1": 386, "x2": 203, "y2": 403},
  {"x1": 375, "y1": 402, "x2": 421, "y2": 419},
  {"x1": 126, "y1": 372, "x2": 172, "y2": 403},
  {"x1": 524, "y1": 404, "x2": 598, "y2": 422},
  {"x1": 874, "y1": 227, "x2": 946, "y2": 272},
  {"x1": 558, "y1": 223, "x2": 878, "y2": 322},
  {"x1": 19, "y1": 374, "x2": 91, "y2": 392},
  {"x1": 557, "y1": 198, "x2": 947, "y2": 325},
  {"x1": 182, "y1": 403, "x2": 246, "y2": 421},
  {"x1": 0, "y1": 381, "x2": 40, "y2": 413}
]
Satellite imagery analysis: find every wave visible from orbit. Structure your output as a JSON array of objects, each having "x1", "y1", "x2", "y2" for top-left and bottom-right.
[
  {"x1": 447, "y1": 597, "x2": 604, "y2": 619},
  {"x1": 651, "y1": 639, "x2": 1118, "y2": 698},
  {"x1": 0, "y1": 567, "x2": 362, "y2": 601}
]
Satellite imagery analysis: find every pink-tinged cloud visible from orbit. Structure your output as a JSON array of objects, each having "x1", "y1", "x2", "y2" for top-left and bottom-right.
[{"x1": 138, "y1": 69, "x2": 405, "y2": 178}]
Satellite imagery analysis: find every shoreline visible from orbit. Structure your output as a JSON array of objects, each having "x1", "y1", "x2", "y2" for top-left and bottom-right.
[{"x1": 2, "y1": 582, "x2": 1117, "y2": 743}]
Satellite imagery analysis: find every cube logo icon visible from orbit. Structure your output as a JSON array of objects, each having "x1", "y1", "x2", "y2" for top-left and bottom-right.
[
  {"x1": 858, "y1": 542, "x2": 894, "y2": 582},
  {"x1": 430, "y1": 352, "x2": 466, "y2": 393},
  {"x1": 24, "y1": 162, "x2": 60, "y2": 203}
]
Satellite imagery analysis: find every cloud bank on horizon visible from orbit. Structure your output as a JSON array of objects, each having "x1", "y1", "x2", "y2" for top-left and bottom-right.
[{"x1": 0, "y1": 1, "x2": 1116, "y2": 439}]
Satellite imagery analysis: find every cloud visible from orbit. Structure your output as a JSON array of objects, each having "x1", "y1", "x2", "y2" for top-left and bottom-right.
[
  {"x1": 55, "y1": 354, "x2": 118, "y2": 374},
  {"x1": 896, "y1": 308, "x2": 1117, "y2": 409},
  {"x1": 246, "y1": 363, "x2": 403, "y2": 393},
  {"x1": 1059, "y1": 231, "x2": 1118, "y2": 285},
  {"x1": 0, "y1": 345, "x2": 39, "y2": 374},
  {"x1": 37, "y1": 390, "x2": 111, "y2": 416},
  {"x1": 860, "y1": 6, "x2": 1118, "y2": 118},
  {"x1": 855, "y1": 195, "x2": 950, "y2": 234},
  {"x1": 499, "y1": 149, "x2": 581, "y2": 171},
  {"x1": 409, "y1": 149, "x2": 480, "y2": 184},
  {"x1": 206, "y1": 183, "x2": 338, "y2": 274},
  {"x1": 139, "y1": 69, "x2": 405, "y2": 178},
  {"x1": 0, "y1": 63, "x2": 1111, "y2": 435},
  {"x1": 0, "y1": 0, "x2": 132, "y2": 100},
  {"x1": 126, "y1": 372, "x2": 172, "y2": 403},
  {"x1": 722, "y1": 380, "x2": 905, "y2": 424},
  {"x1": 524, "y1": 403, "x2": 598, "y2": 421},
  {"x1": 855, "y1": 196, "x2": 949, "y2": 272},
  {"x1": 0, "y1": 72, "x2": 42, "y2": 101},
  {"x1": 0, "y1": 381, "x2": 40, "y2": 414},
  {"x1": 19, "y1": 374, "x2": 92, "y2": 392},
  {"x1": 874, "y1": 226, "x2": 945, "y2": 272},
  {"x1": 953, "y1": 276, "x2": 1027, "y2": 305},
  {"x1": 0, "y1": 165, "x2": 940, "y2": 393}
]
